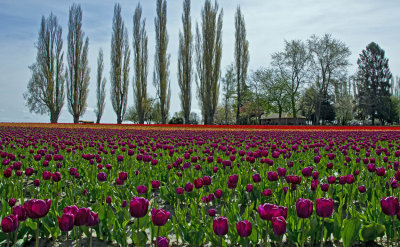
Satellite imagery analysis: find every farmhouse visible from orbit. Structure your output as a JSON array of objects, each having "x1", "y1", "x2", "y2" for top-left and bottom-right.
[{"x1": 261, "y1": 113, "x2": 306, "y2": 125}]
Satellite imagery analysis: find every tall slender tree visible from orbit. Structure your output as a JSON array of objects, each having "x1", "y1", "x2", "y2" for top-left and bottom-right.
[
  {"x1": 132, "y1": 3, "x2": 148, "y2": 124},
  {"x1": 178, "y1": 0, "x2": 193, "y2": 124},
  {"x1": 66, "y1": 4, "x2": 90, "y2": 123},
  {"x1": 153, "y1": 0, "x2": 171, "y2": 124},
  {"x1": 195, "y1": 0, "x2": 223, "y2": 124},
  {"x1": 24, "y1": 13, "x2": 65, "y2": 123},
  {"x1": 110, "y1": 3, "x2": 130, "y2": 124},
  {"x1": 234, "y1": 6, "x2": 249, "y2": 124},
  {"x1": 95, "y1": 49, "x2": 106, "y2": 123}
]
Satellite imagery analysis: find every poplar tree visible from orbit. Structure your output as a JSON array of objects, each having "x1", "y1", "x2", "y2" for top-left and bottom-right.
[
  {"x1": 110, "y1": 3, "x2": 130, "y2": 124},
  {"x1": 24, "y1": 13, "x2": 65, "y2": 123},
  {"x1": 95, "y1": 49, "x2": 106, "y2": 123},
  {"x1": 178, "y1": 0, "x2": 193, "y2": 124},
  {"x1": 132, "y1": 3, "x2": 148, "y2": 124},
  {"x1": 153, "y1": 0, "x2": 171, "y2": 124},
  {"x1": 195, "y1": 0, "x2": 223, "y2": 124},
  {"x1": 66, "y1": 4, "x2": 90, "y2": 123},
  {"x1": 234, "y1": 6, "x2": 249, "y2": 124}
]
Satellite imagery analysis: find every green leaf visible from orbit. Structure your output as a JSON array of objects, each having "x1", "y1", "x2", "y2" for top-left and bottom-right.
[
  {"x1": 360, "y1": 222, "x2": 385, "y2": 242},
  {"x1": 341, "y1": 217, "x2": 361, "y2": 247}
]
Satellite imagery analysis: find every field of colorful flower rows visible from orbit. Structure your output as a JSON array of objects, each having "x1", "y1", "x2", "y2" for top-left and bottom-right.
[{"x1": 1, "y1": 123, "x2": 400, "y2": 246}]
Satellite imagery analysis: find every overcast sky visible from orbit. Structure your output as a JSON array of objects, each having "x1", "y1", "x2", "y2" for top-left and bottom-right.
[{"x1": 0, "y1": 0, "x2": 399, "y2": 123}]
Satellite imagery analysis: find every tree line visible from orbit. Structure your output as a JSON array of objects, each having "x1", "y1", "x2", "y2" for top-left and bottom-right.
[{"x1": 24, "y1": 1, "x2": 397, "y2": 125}]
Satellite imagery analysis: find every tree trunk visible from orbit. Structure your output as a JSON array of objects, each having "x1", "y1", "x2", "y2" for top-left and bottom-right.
[
  {"x1": 73, "y1": 115, "x2": 79, "y2": 124},
  {"x1": 291, "y1": 94, "x2": 297, "y2": 125},
  {"x1": 50, "y1": 112, "x2": 58, "y2": 123},
  {"x1": 117, "y1": 115, "x2": 122, "y2": 124},
  {"x1": 184, "y1": 112, "x2": 190, "y2": 124},
  {"x1": 161, "y1": 107, "x2": 166, "y2": 124}
]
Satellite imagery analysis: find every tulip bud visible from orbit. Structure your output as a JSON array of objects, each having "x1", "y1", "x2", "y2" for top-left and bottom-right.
[
  {"x1": 236, "y1": 220, "x2": 252, "y2": 237},
  {"x1": 316, "y1": 198, "x2": 334, "y2": 218},
  {"x1": 1, "y1": 214, "x2": 18, "y2": 233},
  {"x1": 129, "y1": 197, "x2": 149, "y2": 218},
  {"x1": 381, "y1": 196, "x2": 399, "y2": 216},
  {"x1": 272, "y1": 216, "x2": 286, "y2": 236},
  {"x1": 296, "y1": 198, "x2": 313, "y2": 218},
  {"x1": 208, "y1": 208, "x2": 216, "y2": 217},
  {"x1": 151, "y1": 208, "x2": 170, "y2": 226},
  {"x1": 213, "y1": 216, "x2": 229, "y2": 236},
  {"x1": 157, "y1": 236, "x2": 169, "y2": 247}
]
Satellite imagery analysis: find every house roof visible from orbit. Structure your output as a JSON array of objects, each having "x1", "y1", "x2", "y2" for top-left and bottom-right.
[{"x1": 261, "y1": 113, "x2": 306, "y2": 120}]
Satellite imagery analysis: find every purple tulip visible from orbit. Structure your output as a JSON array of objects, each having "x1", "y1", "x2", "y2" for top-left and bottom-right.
[{"x1": 213, "y1": 216, "x2": 229, "y2": 236}]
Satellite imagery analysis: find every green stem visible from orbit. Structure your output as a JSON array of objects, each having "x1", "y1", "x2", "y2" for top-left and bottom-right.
[
  {"x1": 89, "y1": 228, "x2": 93, "y2": 247},
  {"x1": 301, "y1": 218, "x2": 305, "y2": 247},
  {"x1": 220, "y1": 236, "x2": 223, "y2": 247},
  {"x1": 393, "y1": 215, "x2": 398, "y2": 247},
  {"x1": 320, "y1": 218, "x2": 324, "y2": 247},
  {"x1": 6, "y1": 233, "x2": 10, "y2": 247},
  {"x1": 265, "y1": 221, "x2": 269, "y2": 247},
  {"x1": 155, "y1": 226, "x2": 160, "y2": 247},
  {"x1": 35, "y1": 220, "x2": 40, "y2": 247},
  {"x1": 137, "y1": 218, "x2": 140, "y2": 246},
  {"x1": 13, "y1": 225, "x2": 18, "y2": 247}
]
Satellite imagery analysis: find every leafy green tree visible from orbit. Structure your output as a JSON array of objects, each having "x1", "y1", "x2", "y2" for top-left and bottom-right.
[
  {"x1": 66, "y1": 4, "x2": 90, "y2": 123},
  {"x1": 272, "y1": 40, "x2": 309, "y2": 123},
  {"x1": 221, "y1": 64, "x2": 236, "y2": 124},
  {"x1": 355, "y1": 42, "x2": 392, "y2": 125},
  {"x1": 308, "y1": 34, "x2": 351, "y2": 124},
  {"x1": 24, "y1": 13, "x2": 65, "y2": 123}
]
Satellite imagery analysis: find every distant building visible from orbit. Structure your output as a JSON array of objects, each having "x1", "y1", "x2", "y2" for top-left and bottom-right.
[{"x1": 260, "y1": 113, "x2": 306, "y2": 125}]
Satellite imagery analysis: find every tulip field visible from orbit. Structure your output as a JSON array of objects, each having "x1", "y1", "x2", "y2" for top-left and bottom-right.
[{"x1": 2, "y1": 123, "x2": 400, "y2": 247}]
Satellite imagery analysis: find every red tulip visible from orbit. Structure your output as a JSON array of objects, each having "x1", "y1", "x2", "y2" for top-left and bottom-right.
[
  {"x1": 214, "y1": 189, "x2": 223, "y2": 199},
  {"x1": 316, "y1": 198, "x2": 334, "y2": 218},
  {"x1": 75, "y1": 207, "x2": 90, "y2": 226},
  {"x1": 252, "y1": 173, "x2": 261, "y2": 183},
  {"x1": 152, "y1": 180, "x2": 161, "y2": 189},
  {"x1": 236, "y1": 220, "x2": 252, "y2": 237},
  {"x1": 296, "y1": 198, "x2": 313, "y2": 218},
  {"x1": 24, "y1": 199, "x2": 51, "y2": 219},
  {"x1": 151, "y1": 209, "x2": 170, "y2": 226},
  {"x1": 130, "y1": 197, "x2": 149, "y2": 218},
  {"x1": 1, "y1": 214, "x2": 18, "y2": 233},
  {"x1": 258, "y1": 203, "x2": 283, "y2": 221},
  {"x1": 52, "y1": 172, "x2": 61, "y2": 182},
  {"x1": 267, "y1": 171, "x2": 278, "y2": 181},
  {"x1": 157, "y1": 236, "x2": 169, "y2": 247},
  {"x1": 381, "y1": 196, "x2": 399, "y2": 216},
  {"x1": 272, "y1": 216, "x2": 286, "y2": 236},
  {"x1": 12, "y1": 206, "x2": 27, "y2": 221},
  {"x1": 194, "y1": 178, "x2": 203, "y2": 189},
  {"x1": 86, "y1": 211, "x2": 99, "y2": 227},
  {"x1": 213, "y1": 216, "x2": 229, "y2": 236},
  {"x1": 208, "y1": 209, "x2": 216, "y2": 217},
  {"x1": 136, "y1": 185, "x2": 148, "y2": 194},
  {"x1": 184, "y1": 182, "x2": 193, "y2": 192},
  {"x1": 176, "y1": 187, "x2": 184, "y2": 195},
  {"x1": 58, "y1": 213, "x2": 75, "y2": 232}
]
